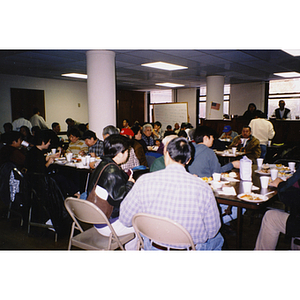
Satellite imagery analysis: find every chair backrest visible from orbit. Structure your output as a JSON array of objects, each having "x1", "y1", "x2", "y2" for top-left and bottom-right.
[
  {"x1": 65, "y1": 197, "x2": 110, "y2": 225},
  {"x1": 132, "y1": 213, "x2": 195, "y2": 250}
]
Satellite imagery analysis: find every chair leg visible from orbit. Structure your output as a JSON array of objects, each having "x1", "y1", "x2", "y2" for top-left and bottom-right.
[{"x1": 27, "y1": 206, "x2": 32, "y2": 234}]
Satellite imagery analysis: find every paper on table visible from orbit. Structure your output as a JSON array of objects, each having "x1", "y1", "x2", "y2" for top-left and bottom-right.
[
  {"x1": 252, "y1": 185, "x2": 260, "y2": 191},
  {"x1": 217, "y1": 186, "x2": 237, "y2": 196}
]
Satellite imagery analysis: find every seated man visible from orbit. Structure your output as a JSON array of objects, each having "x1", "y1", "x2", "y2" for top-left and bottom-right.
[
  {"x1": 66, "y1": 128, "x2": 88, "y2": 156},
  {"x1": 81, "y1": 130, "x2": 104, "y2": 158},
  {"x1": 119, "y1": 137, "x2": 224, "y2": 250},
  {"x1": 255, "y1": 165, "x2": 300, "y2": 250},
  {"x1": 229, "y1": 125, "x2": 261, "y2": 163},
  {"x1": 141, "y1": 123, "x2": 154, "y2": 147},
  {"x1": 187, "y1": 126, "x2": 240, "y2": 225},
  {"x1": 0, "y1": 131, "x2": 26, "y2": 171},
  {"x1": 219, "y1": 125, "x2": 238, "y2": 142}
]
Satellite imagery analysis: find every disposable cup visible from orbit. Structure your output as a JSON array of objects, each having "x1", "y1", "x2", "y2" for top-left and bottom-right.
[
  {"x1": 86, "y1": 156, "x2": 90, "y2": 166},
  {"x1": 288, "y1": 162, "x2": 296, "y2": 172},
  {"x1": 232, "y1": 147, "x2": 237, "y2": 155},
  {"x1": 51, "y1": 148, "x2": 56, "y2": 154},
  {"x1": 270, "y1": 169, "x2": 278, "y2": 181},
  {"x1": 213, "y1": 173, "x2": 221, "y2": 182},
  {"x1": 242, "y1": 181, "x2": 252, "y2": 194},
  {"x1": 257, "y1": 158, "x2": 263, "y2": 170},
  {"x1": 260, "y1": 176, "x2": 269, "y2": 189},
  {"x1": 66, "y1": 153, "x2": 73, "y2": 162},
  {"x1": 81, "y1": 156, "x2": 87, "y2": 166},
  {"x1": 268, "y1": 141, "x2": 272, "y2": 147}
]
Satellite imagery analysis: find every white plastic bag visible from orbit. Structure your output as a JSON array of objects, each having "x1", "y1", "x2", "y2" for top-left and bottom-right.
[{"x1": 240, "y1": 156, "x2": 252, "y2": 181}]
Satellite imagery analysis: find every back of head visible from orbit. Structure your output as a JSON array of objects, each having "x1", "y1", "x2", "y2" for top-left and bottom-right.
[
  {"x1": 102, "y1": 125, "x2": 119, "y2": 137},
  {"x1": 131, "y1": 124, "x2": 141, "y2": 136},
  {"x1": 103, "y1": 134, "x2": 130, "y2": 158},
  {"x1": 2, "y1": 131, "x2": 21, "y2": 145},
  {"x1": 193, "y1": 126, "x2": 214, "y2": 144},
  {"x1": 33, "y1": 107, "x2": 40, "y2": 115},
  {"x1": 82, "y1": 130, "x2": 97, "y2": 140},
  {"x1": 32, "y1": 130, "x2": 51, "y2": 146},
  {"x1": 166, "y1": 137, "x2": 192, "y2": 165}
]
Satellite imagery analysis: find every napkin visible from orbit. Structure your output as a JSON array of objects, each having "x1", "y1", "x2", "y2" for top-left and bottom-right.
[
  {"x1": 252, "y1": 185, "x2": 260, "y2": 191},
  {"x1": 217, "y1": 186, "x2": 237, "y2": 196}
]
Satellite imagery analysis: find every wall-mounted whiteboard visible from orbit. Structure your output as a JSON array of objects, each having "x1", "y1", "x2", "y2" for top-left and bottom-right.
[{"x1": 153, "y1": 102, "x2": 188, "y2": 132}]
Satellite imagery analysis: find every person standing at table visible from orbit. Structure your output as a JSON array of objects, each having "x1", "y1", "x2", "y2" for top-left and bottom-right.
[
  {"x1": 119, "y1": 137, "x2": 224, "y2": 250},
  {"x1": 249, "y1": 113, "x2": 275, "y2": 159},
  {"x1": 255, "y1": 166, "x2": 300, "y2": 250},
  {"x1": 271, "y1": 100, "x2": 291, "y2": 120},
  {"x1": 30, "y1": 107, "x2": 48, "y2": 129},
  {"x1": 12, "y1": 111, "x2": 32, "y2": 132},
  {"x1": 81, "y1": 130, "x2": 104, "y2": 158},
  {"x1": 229, "y1": 125, "x2": 261, "y2": 163}
]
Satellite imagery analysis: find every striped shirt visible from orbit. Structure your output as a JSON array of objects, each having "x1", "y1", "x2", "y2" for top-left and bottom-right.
[
  {"x1": 119, "y1": 163, "x2": 221, "y2": 244},
  {"x1": 67, "y1": 140, "x2": 88, "y2": 155}
]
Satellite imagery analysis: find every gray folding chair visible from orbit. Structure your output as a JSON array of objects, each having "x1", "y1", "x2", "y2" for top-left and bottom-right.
[
  {"x1": 132, "y1": 213, "x2": 196, "y2": 250},
  {"x1": 64, "y1": 197, "x2": 135, "y2": 250}
]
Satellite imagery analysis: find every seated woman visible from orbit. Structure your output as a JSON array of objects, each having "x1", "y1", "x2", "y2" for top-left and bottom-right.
[
  {"x1": 66, "y1": 127, "x2": 88, "y2": 156},
  {"x1": 86, "y1": 134, "x2": 137, "y2": 250},
  {"x1": 25, "y1": 130, "x2": 79, "y2": 198},
  {"x1": 20, "y1": 125, "x2": 34, "y2": 147}
]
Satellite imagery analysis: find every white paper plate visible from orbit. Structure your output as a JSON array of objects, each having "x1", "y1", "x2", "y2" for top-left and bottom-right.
[{"x1": 237, "y1": 193, "x2": 268, "y2": 202}]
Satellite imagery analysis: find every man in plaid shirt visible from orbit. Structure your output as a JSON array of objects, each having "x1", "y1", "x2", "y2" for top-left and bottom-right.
[
  {"x1": 119, "y1": 137, "x2": 223, "y2": 250},
  {"x1": 82, "y1": 130, "x2": 104, "y2": 158}
]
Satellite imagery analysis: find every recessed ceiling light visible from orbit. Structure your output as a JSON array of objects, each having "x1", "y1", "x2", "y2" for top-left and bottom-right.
[
  {"x1": 282, "y1": 49, "x2": 300, "y2": 57},
  {"x1": 273, "y1": 72, "x2": 300, "y2": 78},
  {"x1": 61, "y1": 73, "x2": 88, "y2": 79},
  {"x1": 141, "y1": 61, "x2": 188, "y2": 71},
  {"x1": 155, "y1": 82, "x2": 185, "y2": 88}
]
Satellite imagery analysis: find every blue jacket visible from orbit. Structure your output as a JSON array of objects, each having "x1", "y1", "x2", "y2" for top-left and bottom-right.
[{"x1": 188, "y1": 143, "x2": 233, "y2": 178}]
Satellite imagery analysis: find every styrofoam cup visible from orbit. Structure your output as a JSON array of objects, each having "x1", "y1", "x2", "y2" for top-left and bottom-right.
[
  {"x1": 213, "y1": 173, "x2": 221, "y2": 182},
  {"x1": 242, "y1": 181, "x2": 253, "y2": 194},
  {"x1": 288, "y1": 162, "x2": 296, "y2": 172},
  {"x1": 270, "y1": 169, "x2": 278, "y2": 181},
  {"x1": 260, "y1": 176, "x2": 269, "y2": 189},
  {"x1": 257, "y1": 158, "x2": 263, "y2": 170},
  {"x1": 232, "y1": 147, "x2": 237, "y2": 155}
]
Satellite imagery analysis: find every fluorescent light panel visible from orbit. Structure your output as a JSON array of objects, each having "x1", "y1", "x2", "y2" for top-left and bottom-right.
[
  {"x1": 282, "y1": 49, "x2": 300, "y2": 56},
  {"x1": 155, "y1": 82, "x2": 185, "y2": 88},
  {"x1": 274, "y1": 72, "x2": 300, "y2": 78},
  {"x1": 61, "y1": 73, "x2": 87, "y2": 79},
  {"x1": 141, "y1": 61, "x2": 188, "y2": 71}
]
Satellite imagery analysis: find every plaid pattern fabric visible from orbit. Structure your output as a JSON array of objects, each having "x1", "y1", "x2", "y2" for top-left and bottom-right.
[
  {"x1": 120, "y1": 164, "x2": 221, "y2": 244},
  {"x1": 121, "y1": 148, "x2": 140, "y2": 171},
  {"x1": 88, "y1": 139, "x2": 104, "y2": 158}
]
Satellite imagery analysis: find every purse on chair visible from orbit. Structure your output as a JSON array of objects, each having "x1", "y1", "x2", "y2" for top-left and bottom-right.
[{"x1": 87, "y1": 163, "x2": 114, "y2": 219}]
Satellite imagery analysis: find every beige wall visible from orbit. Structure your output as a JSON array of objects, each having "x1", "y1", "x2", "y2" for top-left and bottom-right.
[
  {"x1": 176, "y1": 88, "x2": 197, "y2": 127},
  {"x1": 230, "y1": 82, "x2": 265, "y2": 116},
  {"x1": 0, "y1": 74, "x2": 88, "y2": 132}
]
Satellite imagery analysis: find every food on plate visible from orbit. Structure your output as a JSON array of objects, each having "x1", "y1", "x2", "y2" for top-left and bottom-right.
[
  {"x1": 222, "y1": 173, "x2": 229, "y2": 177},
  {"x1": 261, "y1": 164, "x2": 270, "y2": 170},
  {"x1": 229, "y1": 172, "x2": 237, "y2": 178},
  {"x1": 260, "y1": 169, "x2": 271, "y2": 174},
  {"x1": 240, "y1": 194, "x2": 263, "y2": 201},
  {"x1": 201, "y1": 177, "x2": 213, "y2": 183}
]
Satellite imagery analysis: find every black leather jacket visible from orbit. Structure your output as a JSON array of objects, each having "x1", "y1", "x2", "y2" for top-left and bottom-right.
[{"x1": 87, "y1": 157, "x2": 134, "y2": 218}]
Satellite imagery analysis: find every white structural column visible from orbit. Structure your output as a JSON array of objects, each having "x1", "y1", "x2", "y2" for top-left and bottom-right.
[
  {"x1": 206, "y1": 75, "x2": 224, "y2": 119},
  {"x1": 86, "y1": 50, "x2": 116, "y2": 138}
]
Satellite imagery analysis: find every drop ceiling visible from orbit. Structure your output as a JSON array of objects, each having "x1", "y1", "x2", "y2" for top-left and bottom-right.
[{"x1": 1, "y1": 49, "x2": 300, "y2": 90}]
